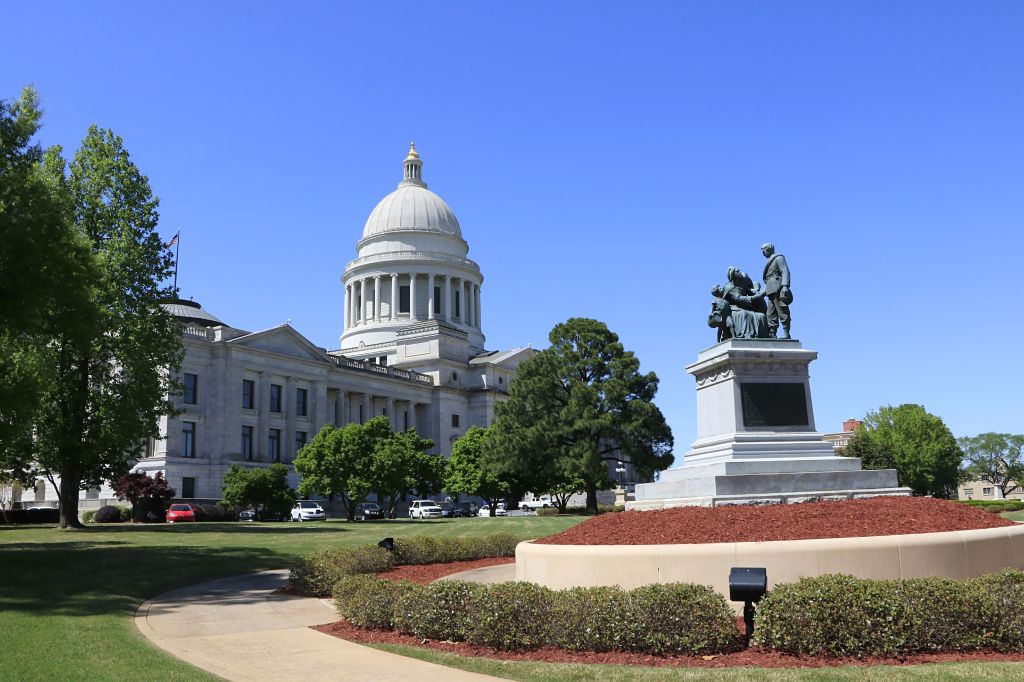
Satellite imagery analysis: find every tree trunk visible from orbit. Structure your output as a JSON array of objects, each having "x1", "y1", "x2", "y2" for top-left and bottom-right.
[
  {"x1": 58, "y1": 468, "x2": 84, "y2": 529},
  {"x1": 585, "y1": 482, "x2": 598, "y2": 514}
]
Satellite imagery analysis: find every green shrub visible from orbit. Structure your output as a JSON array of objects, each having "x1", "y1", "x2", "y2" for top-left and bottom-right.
[
  {"x1": 81, "y1": 510, "x2": 97, "y2": 523},
  {"x1": 753, "y1": 573, "x2": 1011, "y2": 657},
  {"x1": 464, "y1": 581, "x2": 554, "y2": 650},
  {"x1": 290, "y1": 545, "x2": 394, "y2": 597},
  {"x1": 393, "y1": 580, "x2": 481, "y2": 640},
  {"x1": 334, "y1": 575, "x2": 417, "y2": 630},
  {"x1": 536, "y1": 507, "x2": 559, "y2": 516},
  {"x1": 974, "y1": 569, "x2": 1024, "y2": 651},
  {"x1": 391, "y1": 533, "x2": 520, "y2": 565},
  {"x1": 94, "y1": 505, "x2": 126, "y2": 523},
  {"x1": 290, "y1": 533, "x2": 521, "y2": 597},
  {"x1": 551, "y1": 586, "x2": 641, "y2": 651},
  {"x1": 627, "y1": 583, "x2": 743, "y2": 655},
  {"x1": 333, "y1": 574, "x2": 745, "y2": 655}
]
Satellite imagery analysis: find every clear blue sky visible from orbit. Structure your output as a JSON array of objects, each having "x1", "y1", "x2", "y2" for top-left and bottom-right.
[{"x1": 5, "y1": 1, "x2": 1022, "y2": 457}]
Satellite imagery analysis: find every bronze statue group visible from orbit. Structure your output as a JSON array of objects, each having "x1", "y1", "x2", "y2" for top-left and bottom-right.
[{"x1": 709, "y1": 243, "x2": 792, "y2": 341}]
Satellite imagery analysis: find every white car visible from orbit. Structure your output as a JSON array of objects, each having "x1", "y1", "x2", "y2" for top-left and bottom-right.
[
  {"x1": 408, "y1": 500, "x2": 443, "y2": 519},
  {"x1": 477, "y1": 503, "x2": 508, "y2": 517},
  {"x1": 520, "y1": 499, "x2": 552, "y2": 511},
  {"x1": 290, "y1": 501, "x2": 326, "y2": 522}
]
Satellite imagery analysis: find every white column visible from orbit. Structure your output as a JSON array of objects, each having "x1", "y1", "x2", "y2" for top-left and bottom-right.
[
  {"x1": 343, "y1": 285, "x2": 350, "y2": 331},
  {"x1": 386, "y1": 397, "x2": 396, "y2": 430},
  {"x1": 461, "y1": 279, "x2": 468, "y2": 323},
  {"x1": 361, "y1": 393, "x2": 371, "y2": 424},
  {"x1": 257, "y1": 371, "x2": 269, "y2": 460},
  {"x1": 474, "y1": 284, "x2": 481, "y2": 328},
  {"x1": 390, "y1": 273, "x2": 398, "y2": 321},
  {"x1": 427, "y1": 273, "x2": 435, "y2": 319},
  {"x1": 373, "y1": 275, "x2": 382, "y2": 323},
  {"x1": 443, "y1": 276, "x2": 451, "y2": 322},
  {"x1": 409, "y1": 273, "x2": 417, "y2": 320},
  {"x1": 358, "y1": 279, "x2": 366, "y2": 324}
]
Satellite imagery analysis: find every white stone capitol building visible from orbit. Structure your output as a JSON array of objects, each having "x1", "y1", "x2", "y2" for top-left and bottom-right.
[{"x1": 133, "y1": 145, "x2": 532, "y2": 502}]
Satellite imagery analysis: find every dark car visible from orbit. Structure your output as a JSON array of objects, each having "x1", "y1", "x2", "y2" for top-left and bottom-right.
[
  {"x1": 354, "y1": 502, "x2": 385, "y2": 521},
  {"x1": 440, "y1": 503, "x2": 464, "y2": 518}
]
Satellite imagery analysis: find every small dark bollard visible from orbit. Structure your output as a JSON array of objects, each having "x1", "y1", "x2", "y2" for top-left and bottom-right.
[
  {"x1": 378, "y1": 537, "x2": 395, "y2": 552},
  {"x1": 728, "y1": 567, "x2": 767, "y2": 647}
]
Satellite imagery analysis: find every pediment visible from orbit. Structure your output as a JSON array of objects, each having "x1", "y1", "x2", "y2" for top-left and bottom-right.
[{"x1": 227, "y1": 325, "x2": 329, "y2": 363}]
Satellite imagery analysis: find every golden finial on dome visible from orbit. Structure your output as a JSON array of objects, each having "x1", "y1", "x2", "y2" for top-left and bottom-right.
[{"x1": 405, "y1": 142, "x2": 420, "y2": 160}]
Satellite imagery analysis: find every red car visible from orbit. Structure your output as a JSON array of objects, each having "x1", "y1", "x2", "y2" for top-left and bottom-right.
[{"x1": 166, "y1": 504, "x2": 196, "y2": 523}]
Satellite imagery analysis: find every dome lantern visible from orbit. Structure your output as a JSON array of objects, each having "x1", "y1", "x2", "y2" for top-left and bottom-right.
[{"x1": 401, "y1": 142, "x2": 426, "y2": 188}]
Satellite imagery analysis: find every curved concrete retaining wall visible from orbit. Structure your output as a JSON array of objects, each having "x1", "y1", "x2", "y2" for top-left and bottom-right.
[{"x1": 516, "y1": 524, "x2": 1024, "y2": 607}]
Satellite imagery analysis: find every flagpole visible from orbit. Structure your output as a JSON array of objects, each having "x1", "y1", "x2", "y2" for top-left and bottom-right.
[{"x1": 173, "y1": 232, "x2": 180, "y2": 292}]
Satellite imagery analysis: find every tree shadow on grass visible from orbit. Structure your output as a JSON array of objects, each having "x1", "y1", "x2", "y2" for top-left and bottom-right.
[
  {"x1": 89, "y1": 522, "x2": 351, "y2": 535},
  {"x1": 0, "y1": 540, "x2": 290, "y2": 618}
]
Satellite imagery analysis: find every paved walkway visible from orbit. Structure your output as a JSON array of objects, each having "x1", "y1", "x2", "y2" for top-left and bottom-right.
[{"x1": 135, "y1": 569, "x2": 505, "y2": 681}]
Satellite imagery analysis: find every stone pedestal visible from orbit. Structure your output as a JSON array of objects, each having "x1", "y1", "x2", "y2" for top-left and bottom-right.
[{"x1": 628, "y1": 339, "x2": 910, "y2": 509}]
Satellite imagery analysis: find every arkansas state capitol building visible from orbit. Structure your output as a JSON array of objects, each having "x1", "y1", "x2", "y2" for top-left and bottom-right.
[{"x1": 123, "y1": 145, "x2": 533, "y2": 502}]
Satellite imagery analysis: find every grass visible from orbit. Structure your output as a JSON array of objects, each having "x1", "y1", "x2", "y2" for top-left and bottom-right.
[
  {"x1": 1001, "y1": 510, "x2": 1024, "y2": 522},
  {"x1": 372, "y1": 644, "x2": 1024, "y2": 681},
  {"x1": 0, "y1": 516, "x2": 579, "y2": 681}
]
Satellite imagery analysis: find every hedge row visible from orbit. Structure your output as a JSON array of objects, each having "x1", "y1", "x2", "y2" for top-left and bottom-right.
[
  {"x1": 0, "y1": 508, "x2": 60, "y2": 525},
  {"x1": 753, "y1": 570, "x2": 1024, "y2": 657},
  {"x1": 334, "y1": 577, "x2": 743, "y2": 654},
  {"x1": 289, "y1": 533, "x2": 521, "y2": 597},
  {"x1": 958, "y1": 499, "x2": 1024, "y2": 513},
  {"x1": 536, "y1": 504, "x2": 624, "y2": 516}
]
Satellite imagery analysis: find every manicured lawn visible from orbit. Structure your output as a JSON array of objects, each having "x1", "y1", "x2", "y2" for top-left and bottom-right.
[
  {"x1": 374, "y1": 645, "x2": 1024, "y2": 681},
  {"x1": 0, "y1": 516, "x2": 579, "y2": 681},
  {"x1": 1001, "y1": 510, "x2": 1024, "y2": 522}
]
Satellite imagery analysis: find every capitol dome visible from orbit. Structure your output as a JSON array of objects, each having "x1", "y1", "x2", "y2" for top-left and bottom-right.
[
  {"x1": 361, "y1": 144, "x2": 462, "y2": 240},
  {"x1": 340, "y1": 144, "x2": 485, "y2": 354}
]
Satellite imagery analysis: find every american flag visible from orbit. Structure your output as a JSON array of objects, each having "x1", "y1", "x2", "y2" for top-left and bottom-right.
[{"x1": 164, "y1": 231, "x2": 179, "y2": 248}]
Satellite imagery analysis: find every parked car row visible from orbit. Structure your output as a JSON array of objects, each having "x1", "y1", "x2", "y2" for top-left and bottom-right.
[{"x1": 163, "y1": 499, "x2": 505, "y2": 523}]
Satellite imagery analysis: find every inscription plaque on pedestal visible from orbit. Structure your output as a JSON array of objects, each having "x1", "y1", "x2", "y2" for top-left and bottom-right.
[{"x1": 740, "y1": 383, "x2": 808, "y2": 427}]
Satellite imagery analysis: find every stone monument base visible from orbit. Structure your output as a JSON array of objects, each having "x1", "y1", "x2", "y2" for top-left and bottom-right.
[
  {"x1": 629, "y1": 456, "x2": 909, "y2": 509},
  {"x1": 628, "y1": 339, "x2": 911, "y2": 509}
]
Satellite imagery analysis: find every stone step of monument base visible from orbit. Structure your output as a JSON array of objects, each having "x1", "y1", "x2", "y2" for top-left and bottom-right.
[
  {"x1": 658, "y1": 457, "x2": 863, "y2": 481},
  {"x1": 625, "y1": 487, "x2": 912, "y2": 511},
  {"x1": 634, "y1": 468, "x2": 903, "y2": 502},
  {"x1": 683, "y1": 439, "x2": 839, "y2": 464}
]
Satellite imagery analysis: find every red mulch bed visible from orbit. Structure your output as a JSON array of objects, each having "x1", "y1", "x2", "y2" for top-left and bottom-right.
[
  {"x1": 374, "y1": 556, "x2": 514, "y2": 583},
  {"x1": 537, "y1": 496, "x2": 1015, "y2": 545},
  {"x1": 314, "y1": 620, "x2": 1024, "y2": 668}
]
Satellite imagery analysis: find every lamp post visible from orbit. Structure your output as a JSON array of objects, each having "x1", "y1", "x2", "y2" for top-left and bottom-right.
[{"x1": 615, "y1": 460, "x2": 627, "y2": 504}]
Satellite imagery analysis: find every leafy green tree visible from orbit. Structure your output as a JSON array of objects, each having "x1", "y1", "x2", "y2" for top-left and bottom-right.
[
  {"x1": 27, "y1": 125, "x2": 182, "y2": 528},
  {"x1": 487, "y1": 318, "x2": 673, "y2": 514},
  {"x1": 0, "y1": 87, "x2": 93, "y2": 465},
  {"x1": 370, "y1": 428, "x2": 440, "y2": 517},
  {"x1": 846, "y1": 404, "x2": 963, "y2": 498},
  {"x1": 294, "y1": 418, "x2": 391, "y2": 521},
  {"x1": 960, "y1": 433, "x2": 1024, "y2": 498},
  {"x1": 547, "y1": 474, "x2": 587, "y2": 514},
  {"x1": 221, "y1": 463, "x2": 296, "y2": 519},
  {"x1": 445, "y1": 426, "x2": 513, "y2": 516}
]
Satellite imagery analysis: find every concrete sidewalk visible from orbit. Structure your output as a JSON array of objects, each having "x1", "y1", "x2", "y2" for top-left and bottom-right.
[{"x1": 135, "y1": 569, "x2": 505, "y2": 681}]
